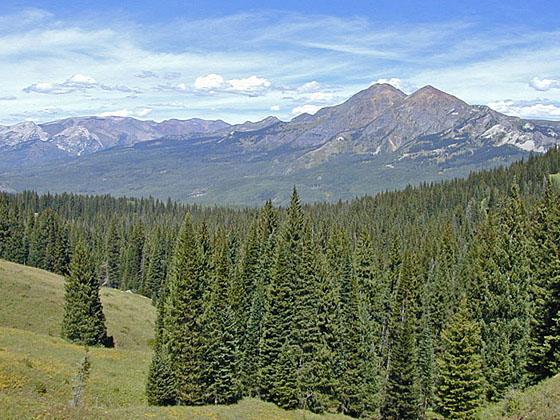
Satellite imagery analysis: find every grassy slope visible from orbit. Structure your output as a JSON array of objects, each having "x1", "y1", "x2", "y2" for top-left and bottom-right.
[
  {"x1": 478, "y1": 375, "x2": 560, "y2": 420},
  {"x1": 0, "y1": 260, "x2": 346, "y2": 419}
]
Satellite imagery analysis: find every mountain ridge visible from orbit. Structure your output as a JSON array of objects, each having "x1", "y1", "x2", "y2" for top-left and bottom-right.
[{"x1": 1, "y1": 83, "x2": 560, "y2": 204}]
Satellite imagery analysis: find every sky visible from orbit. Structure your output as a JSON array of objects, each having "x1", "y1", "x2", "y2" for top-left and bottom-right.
[{"x1": 1, "y1": 0, "x2": 560, "y2": 124}]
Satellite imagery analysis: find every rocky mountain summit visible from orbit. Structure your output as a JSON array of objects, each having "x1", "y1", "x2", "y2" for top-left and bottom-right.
[{"x1": 1, "y1": 84, "x2": 559, "y2": 204}]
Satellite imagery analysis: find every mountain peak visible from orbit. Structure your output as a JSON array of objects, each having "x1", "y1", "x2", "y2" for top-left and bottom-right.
[{"x1": 409, "y1": 85, "x2": 460, "y2": 99}]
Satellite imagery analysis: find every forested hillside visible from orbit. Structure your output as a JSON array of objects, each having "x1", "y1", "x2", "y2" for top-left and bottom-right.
[{"x1": 1, "y1": 148, "x2": 559, "y2": 418}]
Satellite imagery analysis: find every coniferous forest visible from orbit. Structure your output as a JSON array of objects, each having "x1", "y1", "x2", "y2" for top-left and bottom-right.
[{"x1": 1, "y1": 148, "x2": 560, "y2": 418}]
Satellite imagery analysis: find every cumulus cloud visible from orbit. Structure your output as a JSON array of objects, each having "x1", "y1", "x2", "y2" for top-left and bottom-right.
[
  {"x1": 529, "y1": 77, "x2": 560, "y2": 92},
  {"x1": 488, "y1": 99, "x2": 560, "y2": 120},
  {"x1": 229, "y1": 75, "x2": 271, "y2": 92},
  {"x1": 192, "y1": 74, "x2": 271, "y2": 95},
  {"x1": 23, "y1": 74, "x2": 140, "y2": 95},
  {"x1": 270, "y1": 105, "x2": 281, "y2": 111},
  {"x1": 194, "y1": 74, "x2": 226, "y2": 90},
  {"x1": 291, "y1": 104, "x2": 321, "y2": 116},
  {"x1": 98, "y1": 107, "x2": 153, "y2": 118}
]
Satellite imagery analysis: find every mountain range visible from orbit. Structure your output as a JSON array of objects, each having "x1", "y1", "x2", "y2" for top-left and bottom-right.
[{"x1": 1, "y1": 84, "x2": 559, "y2": 204}]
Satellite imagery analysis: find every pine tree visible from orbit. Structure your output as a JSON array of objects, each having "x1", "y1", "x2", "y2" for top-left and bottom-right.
[
  {"x1": 105, "y1": 218, "x2": 121, "y2": 288},
  {"x1": 259, "y1": 188, "x2": 301, "y2": 407},
  {"x1": 527, "y1": 180, "x2": 560, "y2": 381},
  {"x1": 120, "y1": 223, "x2": 145, "y2": 291},
  {"x1": 146, "y1": 268, "x2": 176, "y2": 406},
  {"x1": 469, "y1": 183, "x2": 532, "y2": 399},
  {"x1": 28, "y1": 209, "x2": 70, "y2": 275},
  {"x1": 417, "y1": 309, "x2": 435, "y2": 413},
  {"x1": 202, "y1": 227, "x2": 241, "y2": 404},
  {"x1": 292, "y1": 220, "x2": 328, "y2": 413},
  {"x1": 338, "y1": 273, "x2": 379, "y2": 417},
  {"x1": 354, "y1": 231, "x2": 385, "y2": 356},
  {"x1": 143, "y1": 228, "x2": 168, "y2": 300},
  {"x1": 61, "y1": 239, "x2": 110, "y2": 346},
  {"x1": 381, "y1": 255, "x2": 421, "y2": 420},
  {"x1": 241, "y1": 200, "x2": 278, "y2": 397},
  {"x1": 434, "y1": 300, "x2": 484, "y2": 419},
  {"x1": 162, "y1": 213, "x2": 205, "y2": 405},
  {"x1": 0, "y1": 202, "x2": 27, "y2": 264}
]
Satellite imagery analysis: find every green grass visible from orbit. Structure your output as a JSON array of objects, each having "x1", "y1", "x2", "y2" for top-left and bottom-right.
[
  {"x1": 0, "y1": 259, "x2": 347, "y2": 419},
  {"x1": 550, "y1": 172, "x2": 560, "y2": 188},
  {"x1": 478, "y1": 375, "x2": 560, "y2": 419}
]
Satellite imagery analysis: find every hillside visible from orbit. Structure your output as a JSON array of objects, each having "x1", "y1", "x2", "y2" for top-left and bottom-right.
[
  {"x1": 0, "y1": 259, "x2": 347, "y2": 419},
  {"x1": 2, "y1": 261, "x2": 559, "y2": 420},
  {"x1": 478, "y1": 374, "x2": 560, "y2": 419}
]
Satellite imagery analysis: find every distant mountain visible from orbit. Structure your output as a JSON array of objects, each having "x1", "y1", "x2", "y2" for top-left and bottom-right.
[
  {"x1": 0, "y1": 116, "x2": 230, "y2": 161},
  {"x1": 1, "y1": 84, "x2": 559, "y2": 204}
]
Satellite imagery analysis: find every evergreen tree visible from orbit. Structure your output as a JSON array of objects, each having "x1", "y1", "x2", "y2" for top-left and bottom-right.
[
  {"x1": 143, "y1": 228, "x2": 168, "y2": 300},
  {"x1": 527, "y1": 180, "x2": 560, "y2": 381},
  {"x1": 146, "y1": 267, "x2": 176, "y2": 406},
  {"x1": 434, "y1": 300, "x2": 484, "y2": 419},
  {"x1": 259, "y1": 189, "x2": 301, "y2": 407},
  {"x1": 381, "y1": 255, "x2": 421, "y2": 420},
  {"x1": 162, "y1": 213, "x2": 205, "y2": 405},
  {"x1": 61, "y1": 239, "x2": 110, "y2": 346},
  {"x1": 105, "y1": 218, "x2": 121, "y2": 288},
  {"x1": 202, "y1": 227, "x2": 241, "y2": 404},
  {"x1": 120, "y1": 223, "x2": 145, "y2": 291},
  {"x1": 470, "y1": 183, "x2": 532, "y2": 399}
]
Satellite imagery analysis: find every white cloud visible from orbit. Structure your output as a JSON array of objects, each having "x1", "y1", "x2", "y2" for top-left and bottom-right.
[
  {"x1": 98, "y1": 107, "x2": 153, "y2": 118},
  {"x1": 297, "y1": 81, "x2": 321, "y2": 92},
  {"x1": 270, "y1": 105, "x2": 280, "y2": 111},
  {"x1": 228, "y1": 75, "x2": 271, "y2": 92},
  {"x1": 23, "y1": 74, "x2": 139, "y2": 95},
  {"x1": 67, "y1": 73, "x2": 97, "y2": 86},
  {"x1": 193, "y1": 74, "x2": 271, "y2": 95},
  {"x1": 291, "y1": 104, "x2": 321, "y2": 116},
  {"x1": 488, "y1": 100, "x2": 560, "y2": 120},
  {"x1": 194, "y1": 74, "x2": 226, "y2": 90},
  {"x1": 529, "y1": 77, "x2": 560, "y2": 92}
]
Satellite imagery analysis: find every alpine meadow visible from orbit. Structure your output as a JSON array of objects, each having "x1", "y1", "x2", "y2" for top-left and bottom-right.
[{"x1": 2, "y1": 1, "x2": 560, "y2": 419}]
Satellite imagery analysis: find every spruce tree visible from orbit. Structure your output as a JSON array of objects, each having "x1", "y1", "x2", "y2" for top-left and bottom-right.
[
  {"x1": 527, "y1": 180, "x2": 560, "y2": 381},
  {"x1": 120, "y1": 223, "x2": 145, "y2": 291},
  {"x1": 292, "y1": 220, "x2": 328, "y2": 413},
  {"x1": 162, "y1": 213, "x2": 205, "y2": 405},
  {"x1": 143, "y1": 228, "x2": 168, "y2": 300},
  {"x1": 105, "y1": 218, "x2": 121, "y2": 288},
  {"x1": 61, "y1": 239, "x2": 110, "y2": 346},
  {"x1": 259, "y1": 188, "x2": 301, "y2": 407},
  {"x1": 202, "y1": 227, "x2": 241, "y2": 404},
  {"x1": 146, "y1": 270, "x2": 176, "y2": 406},
  {"x1": 434, "y1": 300, "x2": 484, "y2": 419},
  {"x1": 381, "y1": 255, "x2": 421, "y2": 420},
  {"x1": 470, "y1": 183, "x2": 532, "y2": 399}
]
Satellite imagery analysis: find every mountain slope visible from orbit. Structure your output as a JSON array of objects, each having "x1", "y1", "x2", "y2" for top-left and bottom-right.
[
  {"x1": 0, "y1": 259, "x2": 348, "y2": 419},
  {"x1": 1, "y1": 84, "x2": 559, "y2": 205}
]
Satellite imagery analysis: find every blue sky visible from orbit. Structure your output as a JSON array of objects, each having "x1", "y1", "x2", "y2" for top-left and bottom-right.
[{"x1": 1, "y1": 1, "x2": 559, "y2": 124}]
